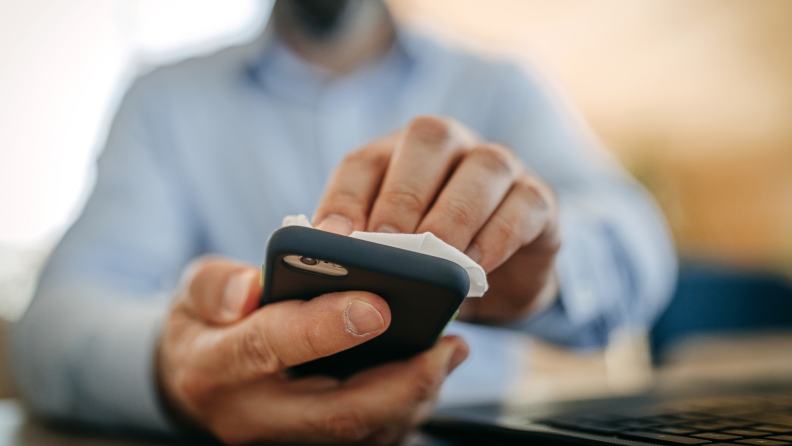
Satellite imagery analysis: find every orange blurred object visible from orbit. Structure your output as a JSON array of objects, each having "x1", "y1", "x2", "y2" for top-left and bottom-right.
[{"x1": 389, "y1": 0, "x2": 792, "y2": 275}]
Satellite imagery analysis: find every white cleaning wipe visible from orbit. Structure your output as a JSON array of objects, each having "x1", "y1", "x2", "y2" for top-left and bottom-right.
[
  {"x1": 282, "y1": 214, "x2": 314, "y2": 228},
  {"x1": 281, "y1": 215, "x2": 488, "y2": 297}
]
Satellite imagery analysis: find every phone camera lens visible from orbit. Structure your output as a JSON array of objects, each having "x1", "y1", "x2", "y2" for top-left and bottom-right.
[{"x1": 300, "y1": 257, "x2": 318, "y2": 266}]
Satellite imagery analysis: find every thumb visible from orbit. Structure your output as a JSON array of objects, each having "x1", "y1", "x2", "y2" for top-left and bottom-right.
[
  {"x1": 178, "y1": 257, "x2": 262, "y2": 325},
  {"x1": 213, "y1": 291, "x2": 392, "y2": 382}
]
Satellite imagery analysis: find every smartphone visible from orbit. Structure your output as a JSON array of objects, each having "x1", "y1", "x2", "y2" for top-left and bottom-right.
[{"x1": 260, "y1": 226, "x2": 469, "y2": 379}]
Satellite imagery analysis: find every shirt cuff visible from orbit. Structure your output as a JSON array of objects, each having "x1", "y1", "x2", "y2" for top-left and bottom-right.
[
  {"x1": 436, "y1": 321, "x2": 529, "y2": 407},
  {"x1": 72, "y1": 295, "x2": 174, "y2": 432},
  {"x1": 510, "y1": 295, "x2": 608, "y2": 350}
]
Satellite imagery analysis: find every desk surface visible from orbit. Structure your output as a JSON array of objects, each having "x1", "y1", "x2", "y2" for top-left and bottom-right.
[{"x1": 0, "y1": 400, "x2": 458, "y2": 446}]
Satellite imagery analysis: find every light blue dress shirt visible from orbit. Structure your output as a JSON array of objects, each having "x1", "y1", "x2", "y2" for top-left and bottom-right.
[{"x1": 12, "y1": 28, "x2": 677, "y2": 431}]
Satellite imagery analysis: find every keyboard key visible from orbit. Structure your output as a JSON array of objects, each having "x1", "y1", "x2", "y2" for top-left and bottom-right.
[
  {"x1": 736, "y1": 440, "x2": 790, "y2": 446},
  {"x1": 686, "y1": 423, "x2": 730, "y2": 431},
  {"x1": 647, "y1": 416, "x2": 690, "y2": 424},
  {"x1": 718, "y1": 419, "x2": 757, "y2": 428},
  {"x1": 583, "y1": 414, "x2": 629, "y2": 422},
  {"x1": 621, "y1": 431, "x2": 712, "y2": 444},
  {"x1": 725, "y1": 430, "x2": 773, "y2": 437},
  {"x1": 767, "y1": 437, "x2": 792, "y2": 442},
  {"x1": 577, "y1": 423, "x2": 624, "y2": 435},
  {"x1": 756, "y1": 426, "x2": 792, "y2": 433},
  {"x1": 694, "y1": 433, "x2": 743, "y2": 441},
  {"x1": 743, "y1": 414, "x2": 792, "y2": 427},
  {"x1": 655, "y1": 427, "x2": 699, "y2": 435},
  {"x1": 542, "y1": 417, "x2": 585, "y2": 429},
  {"x1": 542, "y1": 418, "x2": 625, "y2": 434},
  {"x1": 620, "y1": 420, "x2": 662, "y2": 429}
]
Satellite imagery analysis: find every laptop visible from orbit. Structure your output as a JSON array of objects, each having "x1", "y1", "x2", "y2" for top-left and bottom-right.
[
  {"x1": 424, "y1": 386, "x2": 792, "y2": 446},
  {"x1": 423, "y1": 336, "x2": 792, "y2": 446},
  {"x1": 422, "y1": 268, "x2": 792, "y2": 446}
]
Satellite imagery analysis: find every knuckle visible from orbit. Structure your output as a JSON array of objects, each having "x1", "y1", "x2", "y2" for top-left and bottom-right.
[
  {"x1": 302, "y1": 317, "x2": 328, "y2": 359},
  {"x1": 326, "y1": 188, "x2": 365, "y2": 211},
  {"x1": 409, "y1": 355, "x2": 439, "y2": 403},
  {"x1": 322, "y1": 408, "x2": 370, "y2": 443},
  {"x1": 412, "y1": 375, "x2": 436, "y2": 404},
  {"x1": 490, "y1": 213, "x2": 521, "y2": 245},
  {"x1": 513, "y1": 177, "x2": 552, "y2": 213},
  {"x1": 238, "y1": 327, "x2": 280, "y2": 374},
  {"x1": 343, "y1": 146, "x2": 389, "y2": 171},
  {"x1": 406, "y1": 116, "x2": 452, "y2": 147},
  {"x1": 184, "y1": 257, "x2": 220, "y2": 296},
  {"x1": 171, "y1": 369, "x2": 211, "y2": 405},
  {"x1": 470, "y1": 144, "x2": 517, "y2": 177},
  {"x1": 442, "y1": 196, "x2": 480, "y2": 229},
  {"x1": 380, "y1": 187, "x2": 426, "y2": 215}
]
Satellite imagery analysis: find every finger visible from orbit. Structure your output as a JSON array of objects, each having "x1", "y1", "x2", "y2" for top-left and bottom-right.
[
  {"x1": 416, "y1": 143, "x2": 522, "y2": 251},
  {"x1": 202, "y1": 291, "x2": 392, "y2": 383},
  {"x1": 468, "y1": 174, "x2": 560, "y2": 273},
  {"x1": 179, "y1": 257, "x2": 262, "y2": 325},
  {"x1": 312, "y1": 135, "x2": 397, "y2": 235},
  {"x1": 367, "y1": 116, "x2": 479, "y2": 234},
  {"x1": 202, "y1": 337, "x2": 468, "y2": 445},
  {"x1": 344, "y1": 335, "x2": 469, "y2": 394},
  {"x1": 477, "y1": 262, "x2": 560, "y2": 322},
  {"x1": 303, "y1": 336, "x2": 469, "y2": 444}
]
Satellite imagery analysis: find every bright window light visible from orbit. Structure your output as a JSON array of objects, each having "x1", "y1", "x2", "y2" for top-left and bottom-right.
[
  {"x1": 0, "y1": 0, "x2": 270, "y2": 247},
  {"x1": 0, "y1": 0, "x2": 270, "y2": 320}
]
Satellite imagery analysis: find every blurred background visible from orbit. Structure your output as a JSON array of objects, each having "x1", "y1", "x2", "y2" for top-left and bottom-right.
[{"x1": 1, "y1": 0, "x2": 791, "y2": 399}]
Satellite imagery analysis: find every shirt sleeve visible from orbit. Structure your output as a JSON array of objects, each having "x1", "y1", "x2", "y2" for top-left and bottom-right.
[
  {"x1": 11, "y1": 78, "x2": 200, "y2": 431},
  {"x1": 484, "y1": 64, "x2": 678, "y2": 349}
]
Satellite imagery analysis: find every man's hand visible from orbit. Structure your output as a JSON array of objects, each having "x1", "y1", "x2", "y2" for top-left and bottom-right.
[
  {"x1": 313, "y1": 116, "x2": 561, "y2": 323},
  {"x1": 157, "y1": 257, "x2": 468, "y2": 445}
]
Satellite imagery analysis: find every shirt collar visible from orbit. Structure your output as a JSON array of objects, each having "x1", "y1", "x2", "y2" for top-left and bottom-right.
[{"x1": 248, "y1": 26, "x2": 421, "y2": 104}]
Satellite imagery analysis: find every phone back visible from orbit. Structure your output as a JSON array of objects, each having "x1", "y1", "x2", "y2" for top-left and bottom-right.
[{"x1": 260, "y1": 226, "x2": 469, "y2": 378}]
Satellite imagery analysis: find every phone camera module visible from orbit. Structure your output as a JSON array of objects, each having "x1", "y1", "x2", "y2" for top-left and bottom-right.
[{"x1": 283, "y1": 255, "x2": 349, "y2": 277}]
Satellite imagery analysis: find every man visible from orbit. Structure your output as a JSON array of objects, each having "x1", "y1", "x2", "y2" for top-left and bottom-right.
[{"x1": 12, "y1": 0, "x2": 677, "y2": 444}]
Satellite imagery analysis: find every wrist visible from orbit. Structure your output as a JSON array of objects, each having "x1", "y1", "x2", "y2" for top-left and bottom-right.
[
  {"x1": 526, "y1": 270, "x2": 560, "y2": 317},
  {"x1": 460, "y1": 265, "x2": 560, "y2": 325},
  {"x1": 154, "y1": 323, "x2": 205, "y2": 433}
]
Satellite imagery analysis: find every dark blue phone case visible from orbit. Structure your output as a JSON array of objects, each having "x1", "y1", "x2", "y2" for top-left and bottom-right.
[{"x1": 260, "y1": 226, "x2": 469, "y2": 378}]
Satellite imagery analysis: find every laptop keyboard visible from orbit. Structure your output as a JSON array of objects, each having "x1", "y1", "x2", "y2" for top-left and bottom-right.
[{"x1": 540, "y1": 394, "x2": 792, "y2": 445}]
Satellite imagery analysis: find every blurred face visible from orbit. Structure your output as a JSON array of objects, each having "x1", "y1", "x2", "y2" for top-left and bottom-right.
[
  {"x1": 275, "y1": 0, "x2": 365, "y2": 38},
  {"x1": 271, "y1": 0, "x2": 394, "y2": 74}
]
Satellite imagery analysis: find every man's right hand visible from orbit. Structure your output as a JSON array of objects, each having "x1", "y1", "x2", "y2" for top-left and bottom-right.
[{"x1": 157, "y1": 257, "x2": 468, "y2": 445}]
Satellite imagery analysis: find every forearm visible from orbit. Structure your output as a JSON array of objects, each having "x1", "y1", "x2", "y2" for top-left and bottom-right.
[
  {"x1": 514, "y1": 180, "x2": 677, "y2": 349},
  {"x1": 12, "y1": 283, "x2": 173, "y2": 431}
]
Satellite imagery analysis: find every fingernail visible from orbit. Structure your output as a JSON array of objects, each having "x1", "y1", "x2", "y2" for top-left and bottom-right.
[
  {"x1": 222, "y1": 269, "x2": 256, "y2": 321},
  {"x1": 375, "y1": 224, "x2": 399, "y2": 234},
  {"x1": 447, "y1": 343, "x2": 469, "y2": 373},
  {"x1": 316, "y1": 214, "x2": 353, "y2": 235},
  {"x1": 344, "y1": 300, "x2": 384, "y2": 337},
  {"x1": 465, "y1": 244, "x2": 483, "y2": 263}
]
